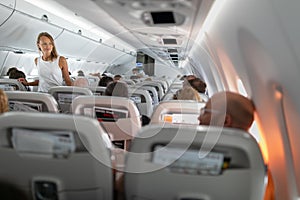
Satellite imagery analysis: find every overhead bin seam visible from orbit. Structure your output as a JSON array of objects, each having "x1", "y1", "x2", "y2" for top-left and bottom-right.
[{"x1": 0, "y1": 0, "x2": 16, "y2": 27}]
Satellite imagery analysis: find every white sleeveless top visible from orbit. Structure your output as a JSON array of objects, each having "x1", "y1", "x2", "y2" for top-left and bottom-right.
[{"x1": 37, "y1": 56, "x2": 63, "y2": 92}]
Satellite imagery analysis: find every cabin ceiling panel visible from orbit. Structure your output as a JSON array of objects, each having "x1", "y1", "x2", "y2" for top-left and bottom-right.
[{"x1": 57, "y1": 0, "x2": 215, "y2": 68}]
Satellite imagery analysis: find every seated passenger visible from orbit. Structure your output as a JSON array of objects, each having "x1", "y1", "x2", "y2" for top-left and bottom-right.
[
  {"x1": 9, "y1": 69, "x2": 31, "y2": 91},
  {"x1": 6, "y1": 67, "x2": 18, "y2": 77},
  {"x1": 176, "y1": 86, "x2": 202, "y2": 102},
  {"x1": 189, "y1": 78, "x2": 207, "y2": 94},
  {"x1": 104, "y1": 81, "x2": 150, "y2": 126},
  {"x1": 114, "y1": 74, "x2": 122, "y2": 82},
  {"x1": 104, "y1": 81, "x2": 129, "y2": 98},
  {"x1": 198, "y1": 91, "x2": 254, "y2": 131},
  {"x1": 174, "y1": 74, "x2": 197, "y2": 99},
  {"x1": 197, "y1": 91, "x2": 274, "y2": 200},
  {"x1": 99, "y1": 76, "x2": 113, "y2": 87},
  {"x1": 0, "y1": 89, "x2": 9, "y2": 114},
  {"x1": 73, "y1": 70, "x2": 89, "y2": 87},
  {"x1": 77, "y1": 70, "x2": 85, "y2": 76},
  {"x1": 130, "y1": 67, "x2": 144, "y2": 79}
]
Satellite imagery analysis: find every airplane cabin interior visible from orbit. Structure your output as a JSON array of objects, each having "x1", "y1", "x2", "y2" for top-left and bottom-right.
[{"x1": 0, "y1": 0, "x2": 300, "y2": 200}]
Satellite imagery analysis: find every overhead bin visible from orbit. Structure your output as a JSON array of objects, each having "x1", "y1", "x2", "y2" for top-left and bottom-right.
[
  {"x1": 0, "y1": 0, "x2": 14, "y2": 7},
  {"x1": 87, "y1": 44, "x2": 134, "y2": 64},
  {"x1": 55, "y1": 30, "x2": 135, "y2": 63},
  {"x1": 0, "y1": 10, "x2": 62, "y2": 52},
  {"x1": 0, "y1": 1, "x2": 15, "y2": 28},
  {"x1": 14, "y1": 0, "x2": 84, "y2": 35},
  {"x1": 0, "y1": 0, "x2": 136, "y2": 65},
  {"x1": 55, "y1": 30, "x2": 99, "y2": 60}
]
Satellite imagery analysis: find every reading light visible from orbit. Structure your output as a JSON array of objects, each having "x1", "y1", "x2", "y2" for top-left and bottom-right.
[{"x1": 41, "y1": 14, "x2": 48, "y2": 22}]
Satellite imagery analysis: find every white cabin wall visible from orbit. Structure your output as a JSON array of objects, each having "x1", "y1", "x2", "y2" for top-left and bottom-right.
[
  {"x1": 187, "y1": 39, "x2": 226, "y2": 96},
  {"x1": 193, "y1": 0, "x2": 300, "y2": 199},
  {"x1": 0, "y1": 51, "x2": 36, "y2": 76}
]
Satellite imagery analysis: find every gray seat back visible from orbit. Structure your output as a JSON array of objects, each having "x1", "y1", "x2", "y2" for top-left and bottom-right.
[
  {"x1": 125, "y1": 124, "x2": 266, "y2": 200},
  {"x1": 151, "y1": 100, "x2": 205, "y2": 125},
  {"x1": 128, "y1": 87, "x2": 153, "y2": 118},
  {"x1": 0, "y1": 78, "x2": 27, "y2": 91},
  {"x1": 72, "y1": 96, "x2": 141, "y2": 150},
  {"x1": 0, "y1": 112, "x2": 113, "y2": 200},
  {"x1": 49, "y1": 86, "x2": 93, "y2": 113},
  {"x1": 6, "y1": 91, "x2": 59, "y2": 113}
]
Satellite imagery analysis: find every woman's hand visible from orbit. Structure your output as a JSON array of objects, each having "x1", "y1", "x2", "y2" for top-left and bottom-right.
[{"x1": 18, "y1": 78, "x2": 28, "y2": 86}]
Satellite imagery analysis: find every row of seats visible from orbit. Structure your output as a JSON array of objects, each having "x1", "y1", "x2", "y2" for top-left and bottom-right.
[
  {"x1": 5, "y1": 85, "x2": 206, "y2": 144},
  {"x1": 0, "y1": 78, "x2": 162, "y2": 116},
  {"x1": 0, "y1": 111, "x2": 267, "y2": 200},
  {"x1": 6, "y1": 90, "x2": 205, "y2": 125}
]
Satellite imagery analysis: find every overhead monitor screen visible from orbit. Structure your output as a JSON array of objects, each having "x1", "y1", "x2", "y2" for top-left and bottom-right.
[
  {"x1": 162, "y1": 113, "x2": 199, "y2": 125},
  {"x1": 152, "y1": 145, "x2": 230, "y2": 176},
  {"x1": 150, "y1": 11, "x2": 176, "y2": 24},
  {"x1": 93, "y1": 106, "x2": 128, "y2": 122}
]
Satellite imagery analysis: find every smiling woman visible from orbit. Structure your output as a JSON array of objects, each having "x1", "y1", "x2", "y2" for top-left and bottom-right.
[{"x1": 18, "y1": 32, "x2": 73, "y2": 92}]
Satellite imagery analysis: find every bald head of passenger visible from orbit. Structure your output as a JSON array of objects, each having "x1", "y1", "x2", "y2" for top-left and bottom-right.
[{"x1": 198, "y1": 91, "x2": 255, "y2": 131}]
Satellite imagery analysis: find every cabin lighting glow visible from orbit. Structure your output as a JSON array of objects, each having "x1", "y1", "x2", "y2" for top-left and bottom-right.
[
  {"x1": 24, "y1": 0, "x2": 111, "y2": 41},
  {"x1": 250, "y1": 120, "x2": 269, "y2": 164},
  {"x1": 274, "y1": 87, "x2": 283, "y2": 99}
]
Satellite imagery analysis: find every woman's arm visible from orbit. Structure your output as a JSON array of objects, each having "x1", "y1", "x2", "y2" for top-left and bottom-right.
[
  {"x1": 59, "y1": 56, "x2": 73, "y2": 86},
  {"x1": 19, "y1": 57, "x2": 39, "y2": 86},
  {"x1": 18, "y1": 78, "x2": 39, "y2": 86}
]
